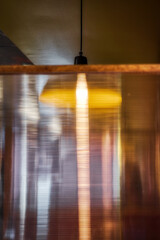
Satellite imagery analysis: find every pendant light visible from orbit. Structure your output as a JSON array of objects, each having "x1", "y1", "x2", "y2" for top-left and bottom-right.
[
  {"x1": 38, "y1": 0, "x2": 122, "y2": 109},
  {"x1": 74, "y1": 0, "x2": 88, "y2": 64}
]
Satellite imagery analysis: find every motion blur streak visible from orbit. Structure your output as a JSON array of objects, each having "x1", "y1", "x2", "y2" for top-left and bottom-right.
[{"x1": 76, "y1": 74, "x2": 91, "y2": 240}]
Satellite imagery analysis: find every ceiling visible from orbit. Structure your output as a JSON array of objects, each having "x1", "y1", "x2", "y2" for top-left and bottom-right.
[{"x1": 1, "y1": 0, "x2": 160, "y2": 65}]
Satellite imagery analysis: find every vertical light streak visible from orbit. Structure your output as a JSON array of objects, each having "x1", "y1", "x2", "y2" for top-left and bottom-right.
[
  {"x1": 0, "y1": 79, "x2": 3, "y2": 169},
  {"x1": 76, "y1": 74, "x2": 91, "y2": 240},
  {"x1": 117, "y1": 117, "x2": 122, "y2": 177},
  {"x1": 156, "y1": 134, "x2": 160, "y2": 196},
  {"x1": 117, "y1": 107, "x2": 122, "y2": 240},
  {"x1": 113, "y1": 122, "x2": 121, "y2": 201},
  {"x1": 0, "y1": 79, "x2": 3, "y2": 102},
  {"x1": 37, "y1": 174, "x2": 51, "y2": 239},
  {"x1": 20, "y1": 75, "x2": 28, "y2": 239},
  {"x1": 102, "y1": 107, "x2": 122, "y2": 239},
  {"x1": 102, "y1": 132, "x2": 112, "y2": 210}
]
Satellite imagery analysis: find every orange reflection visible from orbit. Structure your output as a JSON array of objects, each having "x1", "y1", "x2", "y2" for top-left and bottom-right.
[
  {"x1": 102, "y1": 132, "x2": 112, "y2": 209},
  {"x1": 102, "y1": 113, "x2": 122, "y2": 239},
  {"x1": 76, "y1": 74, "x2": 91, "y2": 240},
  {"x1": 156, "y1": 134, "x2": 160, "y2": 196}
]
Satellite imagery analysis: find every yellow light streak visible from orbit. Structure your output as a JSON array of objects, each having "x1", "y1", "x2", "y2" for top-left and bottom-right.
[{"x1": 76, "y1": 74, "x2": 91, "y2": 240}]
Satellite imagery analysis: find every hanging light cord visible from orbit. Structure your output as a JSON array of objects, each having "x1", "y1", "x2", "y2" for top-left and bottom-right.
[
  {"x1": 80, "y1": 0, "x2": 83, "y2": 55},
  {"x1": 74, "y1": 0, "x2": 88, "y2": 64}
]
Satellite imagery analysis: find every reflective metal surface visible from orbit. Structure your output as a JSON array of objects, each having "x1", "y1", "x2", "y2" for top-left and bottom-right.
[{"x1": 0, "y1": 73, "x2": 160, "y2": 239}]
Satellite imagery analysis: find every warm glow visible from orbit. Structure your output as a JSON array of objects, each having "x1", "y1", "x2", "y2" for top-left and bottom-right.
[
  {"x1": 76, "y1": 74, "x2": 88, "y2": 105},
  {"x1": 39, "y1": 78, "x2": 122, "y2": 108},
  {"x1": 76, "y1": 74, "x2": 91, "y2": 240}
]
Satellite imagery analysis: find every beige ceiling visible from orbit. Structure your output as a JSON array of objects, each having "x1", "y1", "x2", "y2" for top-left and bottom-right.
[{"x1": 1, "y1": 0, "x2": 160, "y2": 65}]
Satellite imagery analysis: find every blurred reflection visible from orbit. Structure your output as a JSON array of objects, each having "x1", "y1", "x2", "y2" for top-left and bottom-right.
[
  {"x1": 19, "y1": 75, "x2": 28, "y2": 239},
  {"x1": 0, "y1": 78, "x2": 3, "y2": 238},
  {"x1": 18, "y1": 76, "x2": 39, "y2": 123},
  {"x1": 121, "y1": 75, "x2": 160, "y2": 240},
  {"x1": 76, "y1": 74, "x2": 91, "y2": 240},
  {"x1": 156, "y1": 134, "x2": 160, "y2": 197},
  {"x1": 102, "y1": 127, "x2": 121, "y2": 239},
  {"x1": 1, "y1": 73, "x2": 160, "y2": 240}
]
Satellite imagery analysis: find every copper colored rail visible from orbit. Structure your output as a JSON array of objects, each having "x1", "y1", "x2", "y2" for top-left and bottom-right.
[{"x1": 0, "y1": 64, "x2": 160, "y2": 74}]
